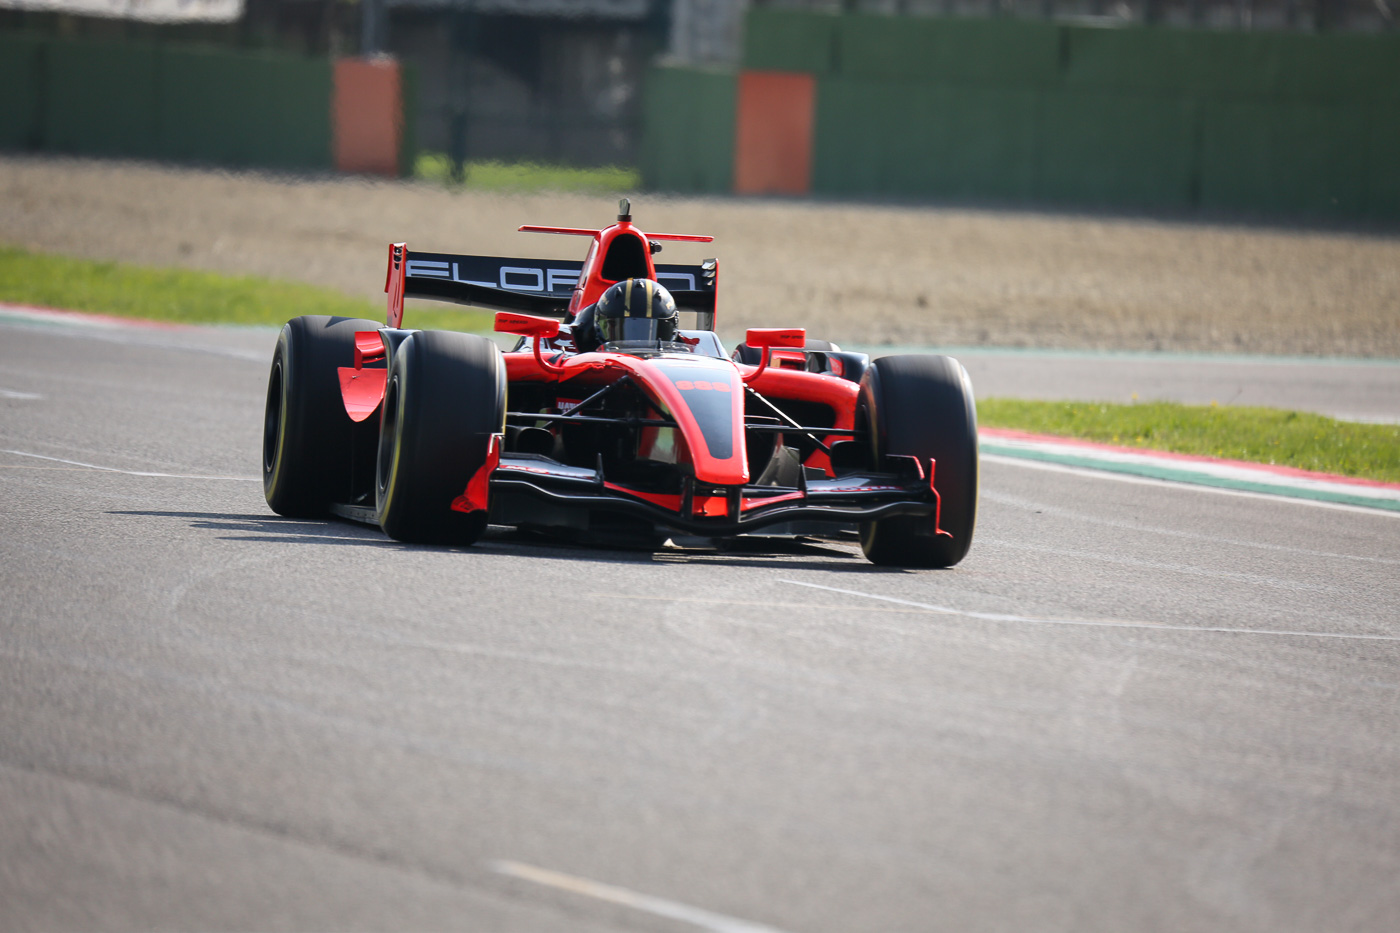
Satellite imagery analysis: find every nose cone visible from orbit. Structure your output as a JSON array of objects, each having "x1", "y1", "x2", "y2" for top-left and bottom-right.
[{"x1": 638, "y1": 357, "x2": 748, "y2": 487}]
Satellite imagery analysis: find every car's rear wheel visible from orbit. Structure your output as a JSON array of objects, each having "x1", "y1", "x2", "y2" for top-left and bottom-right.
[
  {"x1": 857, "y1": 355, "x2": 978, "y2": 568},
  {"x1": 263, "y1": 315, "x2": 381, "y2": 517},
  {"x1": 376, "y1": 330, "x2": 505, "y2": 545}
]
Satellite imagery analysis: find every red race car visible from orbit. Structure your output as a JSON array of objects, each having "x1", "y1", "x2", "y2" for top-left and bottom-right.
[{"x1": 262, "y1": 200, "x2": 978, "y2": 567}]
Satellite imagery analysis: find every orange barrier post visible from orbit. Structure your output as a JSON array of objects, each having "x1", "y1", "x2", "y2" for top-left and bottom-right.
[
  {"x1": 733, "y1": 70, "x2": 815, "y2": 196},
  {"x1": 333, "y1": 57, "x2": 402, "y2": 176}
]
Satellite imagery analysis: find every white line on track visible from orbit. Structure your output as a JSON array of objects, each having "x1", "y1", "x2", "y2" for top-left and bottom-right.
[
  {"x1": 982, "y1": 489, "x2": 1400, "y2": 565},
  {"x1": 983, "y1": 452, "x2": 1400, "y2": 518},
  {"x1": 780, "y1": 580, "x2": 1400, "y2": 643},
  {"x1": 1, "y1": 448, "x2": 259, "y2": 481},
  {"x1": 490, "y1": 860, "x2": 791, "y2": 933},
  {"x1": 0, "y1": 388, "x2": 42, "y2": 399}
]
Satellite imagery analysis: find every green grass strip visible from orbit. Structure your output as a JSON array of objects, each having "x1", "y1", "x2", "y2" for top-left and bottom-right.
[
  {"x1": 0, "y1": 246, "x2": 492, "y2": 333},
  {"x1": 414, "y1": 154, "x2": 640, "y2": 194},
  {"x1": 978, "y1": 398, "x2": 1400, "y2": 484}
]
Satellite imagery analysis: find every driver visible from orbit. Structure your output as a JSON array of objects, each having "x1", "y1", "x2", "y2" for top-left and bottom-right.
[{"x1": 571, "y1": 278, "x2": 678, "y2": 353}]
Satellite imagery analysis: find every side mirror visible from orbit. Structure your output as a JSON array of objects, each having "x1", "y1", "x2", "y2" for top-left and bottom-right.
[
  {"x1": 741, "y1": 328, "x2": 807, "y2": 383},
  {"x1": 495, "y1": 312, "x2": 560, "y2": 340},
  {"x1": 744, "y1": 327, "x2": 806, "y2": 349}
]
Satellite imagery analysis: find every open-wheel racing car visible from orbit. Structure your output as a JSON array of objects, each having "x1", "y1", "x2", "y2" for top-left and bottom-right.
[{"x1": 262, "y1": 200, "x2": 978, "y2": 567}]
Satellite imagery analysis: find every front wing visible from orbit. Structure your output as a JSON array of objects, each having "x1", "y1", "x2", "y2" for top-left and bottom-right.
[{"x1": 480, "y1": 453, "x2": 952, "y2": 539}]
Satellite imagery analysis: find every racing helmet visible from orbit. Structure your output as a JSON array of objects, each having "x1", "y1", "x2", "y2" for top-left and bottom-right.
[{"x1": 593, "y1": 278, "x2": 679, "y2": 346}]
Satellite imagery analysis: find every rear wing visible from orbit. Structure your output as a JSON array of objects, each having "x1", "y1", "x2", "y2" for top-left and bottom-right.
[{"x1": 385, "y1": 244, "x2": 718, "y2": 329}]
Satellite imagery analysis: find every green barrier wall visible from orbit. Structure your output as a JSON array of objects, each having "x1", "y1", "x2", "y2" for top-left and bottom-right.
[
  {"x1": 1199, "y1": 99, "x2": 1370, "y2": 214},
  {"x1": 836, "y1": 16, "x2": 1060, "y2": 87},
  {"x1": 645, "y1": 13, "x2": 1400, "y2": 219},
  {"x1": 640, "y1": 66, "x2": 735, "y2": 193},
  {"x1": 0, "y1": 34, "x2": 351, "y2": 172},
  {"x1": 743, "y1": 8, "x2": 837, "y2": 75},
  {"x1": 159, "y1": 47, "x2": 245, "y2": 163},
  {"x1": 1036, "y1": 91, "x2": 1198, "y2": 207},
  {"x1": 0, "y1": 33, "x2": 45, "y2": 150},
  {"x1": 814, "y1": 78, "x2": 1039, "y2": 200},
  {"x1": 1368, "y1": 95, "x2": 1400, "y2": 219},
  {"x1": 160, "y1": 49, "x2": 332, "y2": 169},
  {"x1": 1060, "y1": 27, "x2": 1396, "y2": 103},
  {"x1": 1061, "y1": 28, "x2": 1277, "y2": 99},
  {"x1": 399, "y1": 63, "x2": 418, "y2": 180},
  {"x1": 44, "y1": 39, "x2": 162, "y2": 158}
]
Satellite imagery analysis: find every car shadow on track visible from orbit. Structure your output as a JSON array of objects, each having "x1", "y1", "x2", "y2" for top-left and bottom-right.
[
  {"x1": 109, "y1": 511, "x2": 934, "y2": 572},
  {"x1": 109, "y1": 510, "x2": 404, "y2": 547},
  {"x1": 482, "y1": 527, "x2": 930, "y2": 573}
]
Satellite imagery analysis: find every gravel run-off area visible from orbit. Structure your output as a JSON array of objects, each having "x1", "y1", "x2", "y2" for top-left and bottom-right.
[{"x1": 2, "y1": 154, "x2": 1398, "y2": 357}]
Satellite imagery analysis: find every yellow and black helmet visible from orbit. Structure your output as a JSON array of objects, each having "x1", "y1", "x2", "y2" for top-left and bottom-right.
[{"x1": 594, "y1": 278, "x2": 679, "y2": 346}]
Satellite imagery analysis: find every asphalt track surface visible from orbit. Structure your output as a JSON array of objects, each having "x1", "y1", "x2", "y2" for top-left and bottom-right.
[{"x1": 3, "y1": 317, "x2": 1399, "y2": 932}]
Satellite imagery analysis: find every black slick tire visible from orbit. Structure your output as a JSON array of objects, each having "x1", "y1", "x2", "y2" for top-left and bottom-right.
[
  {"x1": 857, "y1": 355, "x2": 979, "y2": 568},
  {"x1": 376, "y1": 330, "x2": 506, "y2": 545},
  {"x1": 263, "y1": 315, "x2": 382, "y2": 517}
]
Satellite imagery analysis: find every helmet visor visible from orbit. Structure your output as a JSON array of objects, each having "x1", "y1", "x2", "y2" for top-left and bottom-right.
[{"x1": 599, "y1": 316, "x2": 671, "y2": 345}]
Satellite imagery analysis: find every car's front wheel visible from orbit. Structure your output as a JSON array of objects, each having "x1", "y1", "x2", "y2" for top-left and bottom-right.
[
  {"x1": 857, "y1": 354, "x2": 978, "y2": 568},
  {"x1": 376, "y1": 330, "x2": 506, "y2": 545}
]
